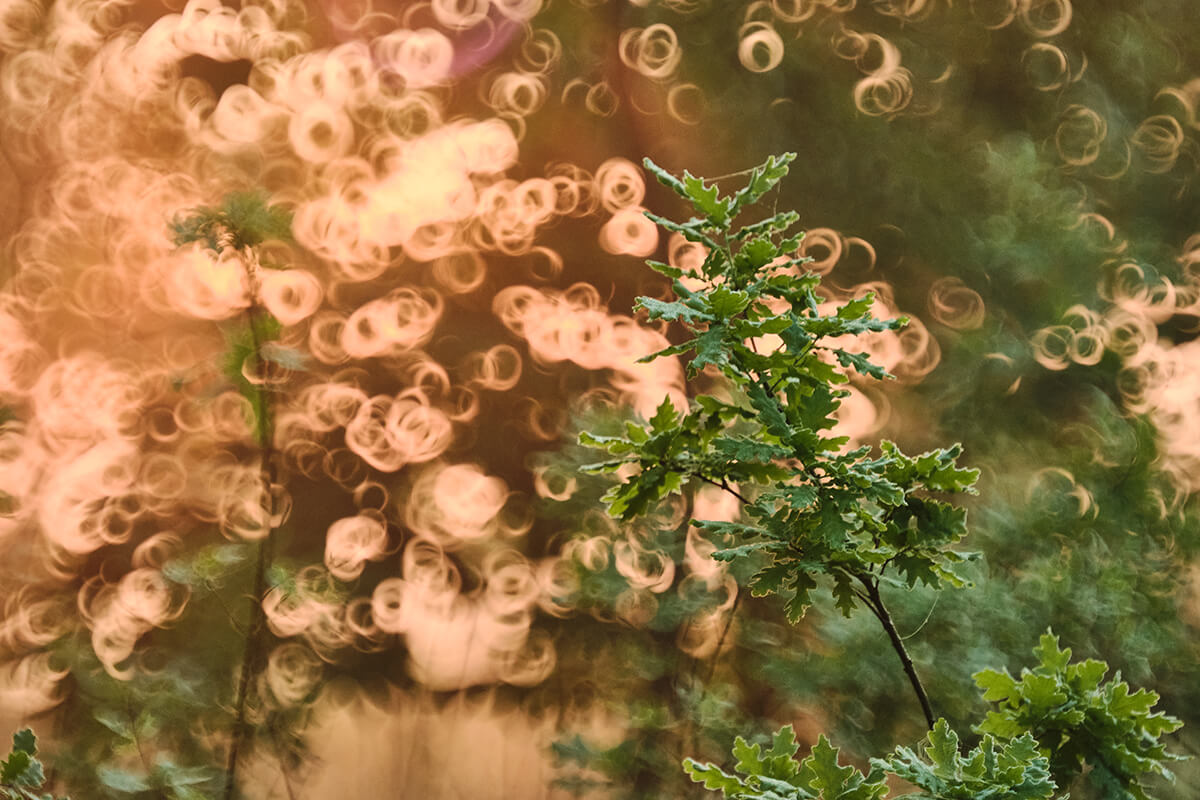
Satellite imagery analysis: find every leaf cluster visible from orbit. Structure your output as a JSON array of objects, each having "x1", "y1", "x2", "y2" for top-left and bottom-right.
[
  {"x1": 580, "y1": 154, "x2": 980, "y2": 622},
  {"x1": 686, "y1": 632, "x2": 1187, "y2": 800},
  {"x1": 170, "y1": 190, "x2": 293, "y2": 253},
  {"x1": 161, "y1": 542, "x2": 252, "y2": 589},
  {"x1": 684, "y1": 725, "x2": 888, "y2": 800},
  {"x1": 684, "y1": 720, "x2": 1058, "y2": 800},
  {"x1": 50, "y1": 602, "x2": 246, "y2": 800},
  {"x1": 973, "y1": 631, "x2": 1185, "y2": 799},
  {"x1": 1, "y1": 729, "x2": 67, "y2": 800},
  {"x1": 876, "y1": 719, "x2": 1055, "y2": 800},
  {"x1": 94, "y1": 757, "x2": 218, "y2": 799}
]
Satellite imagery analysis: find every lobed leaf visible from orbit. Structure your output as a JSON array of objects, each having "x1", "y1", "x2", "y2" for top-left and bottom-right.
[
  {"x1": 683, "y1": 172, "x2": 735, "y2": 228},
  {"x1": 732, "y1": 211, "x2": 802, "y2": 242},
  {"x1": 973, "y1": 629, "x2": 1186, "y2": 799},
  {"x1": 731, "y1": 153, "x2": 797, "y2": 213},
  {"x1": 878, "y1": 720, "x2": 1056, "y2": 800},
  {"x1": 10, "y1": 731, "x2": 35, "y2": 757}
]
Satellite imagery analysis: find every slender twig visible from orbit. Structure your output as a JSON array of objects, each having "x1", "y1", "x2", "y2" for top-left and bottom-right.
[
  {"x1": 224, "y1": 252, "x2": 278, "y2": 800},
  {"x1": 277, "y1": 751, "x2": 299, "y2": 800},
  {"x1": 850, "y1": 586, "x2": 873, "y2": 607},
  {"x1": 672, "y1": 626, "x2": 697, "y2": 761},
  {"x1": 681, "y1": 590, "x2": 743, "y2": 774},
  {"x1": 856, "y1": 572, "x2": 936, "y2": 730},
  {"x1": 705, "y1": 166, "x2": 760, "y2": 182},
  {"x1": 694, "y1": 473, "x2": 751, "y2": 505},
  {"x1": 901, "y1": 593, "x2": 940, "y2": 641},
  {"x1": 767, "y1": 342, "x2": 815, "y2": 395},
  {"x1": 126, "y1": 695, "x2": 154, "y2": 779},
  {"x1": 703, "y1": 592, "x2": 743, "y2": 687},
  {"x1": 205, "y1": 581, "x2": 249, "y2": 636},
  {"x1": 263, "y1": 722, "x2": 300, "y2": 800}
]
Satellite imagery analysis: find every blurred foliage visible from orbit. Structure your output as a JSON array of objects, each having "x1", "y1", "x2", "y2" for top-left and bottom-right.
[{"x1": 44, "y1": 193, "x2": 306, "y2": 799}]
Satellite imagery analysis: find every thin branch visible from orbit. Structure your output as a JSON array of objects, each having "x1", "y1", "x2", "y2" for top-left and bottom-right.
[
  {"x1": 205, "y1": 582, "x2": 249, "y2": 637},
  {"x1": 766, "y1": 341, "x2": 815, "y2": 395},
  {"x1": 703, "y1": 591, "x2": 743, "y2": 687},
  {"x1": 126, "y1": 695, "x2": 154, "y2": 780},
  {"x1": 277, "y1": 751, "x2": 299, "y2": 800},
  {"x1": 681, "y1": 590, "x2": 744, "y2": 770},
  {"x1": 901, "y1": 593, "x2": 940, "y2": 641},
  {"x1": 704, "y1": 166, "x2": 760, "y2": 182},
  {"x1": 694, "y1": 473, "x2": 751, "y2": 505},
  {"x1": 672, "y1": 622, "x2": 700, "y2": 762},
  {"x1": 850, "y1": 586, "x2": 874, "y2": 609},
  {"x1": 224, "y1": 254, "x2": 278, "y2": 800},
  {"x1": 856, "y1": 572, "x2": 936, "y2": 730}
]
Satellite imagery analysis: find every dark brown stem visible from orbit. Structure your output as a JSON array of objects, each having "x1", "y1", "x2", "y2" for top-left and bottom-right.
[
  {"x1": 857, "y1": 572, "x2": 936, "y2": 730},
  {"x1": 694, "y1": 473, "x2": 751, "y2": 505}
]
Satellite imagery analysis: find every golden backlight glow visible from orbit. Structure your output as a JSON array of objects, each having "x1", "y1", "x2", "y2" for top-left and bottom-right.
[{"x1": 5, "y1": 0, "x2": 1197, "y2": 798}]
